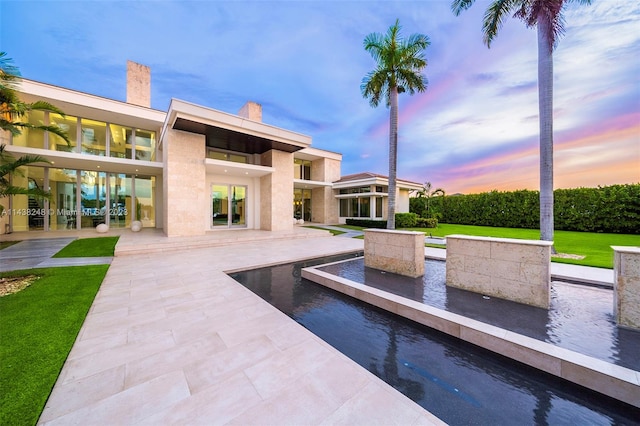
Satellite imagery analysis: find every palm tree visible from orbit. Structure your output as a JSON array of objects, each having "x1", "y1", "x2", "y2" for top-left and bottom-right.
[
  {"x1": 451, "y1": 0, "x2": 591, "y2": 244},
  {"x1": 361, "y1": 20, "x2": 429, "y2": 229},
  {"x1": 0, "y1": 51, "x2": 69, "y2": 216}
]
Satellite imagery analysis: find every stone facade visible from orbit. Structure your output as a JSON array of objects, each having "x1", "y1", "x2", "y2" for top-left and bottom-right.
[
  {"x1": 311, "y1": 157, "x2": 340, "y2": 224},
  {"x1": 612, "y1": 246, "x2": 640, "y2": 330},
  {"x1": 163, "y1": 129, "x2": 206, "y2": 237},
  {"x1": 238, "y1": 101, "x2": 262, "y2": 122},
  {"x1": 446, "y1": 235, "x2": 553, "y2": 309},
  {"x1": 260, "y1": 150, "x2": 294, "y2": 231},
  {"x1": 364, "y1": 229, "x2": 425, "y2": 278},
  {"x1": 126, "y1": 61, "x2": 151, "y2": 108}
]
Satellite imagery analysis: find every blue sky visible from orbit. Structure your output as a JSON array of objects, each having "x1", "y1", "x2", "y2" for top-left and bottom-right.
[{"x1": 1, "y1": 0, "x2": 638, "y2": 194}]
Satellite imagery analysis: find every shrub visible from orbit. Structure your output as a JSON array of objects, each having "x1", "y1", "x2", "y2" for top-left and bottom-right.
[
  {"x1": 395, "y1": 212, "x2": 418, "y2": 228},
  {"x1": 416, "y1": 217, "x2": 438, "y2": 228},
  {"x1": 345, "y1": 218, "x2": 387, "y2": 228}
]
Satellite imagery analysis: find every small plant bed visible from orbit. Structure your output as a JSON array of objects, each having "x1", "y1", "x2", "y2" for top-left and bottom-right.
[
  {"x1": 303, "y1": 226, "x2": 346, "y2": 236},
  {"x1": 0, "y1": 265, "x2": 109, "y2": 425},
  {"x1": 53, "y1": 236, "x2": 119, "y2": 258},
  {"x1": 0, "y1": 275, "x2": 40, "y2": 296}
]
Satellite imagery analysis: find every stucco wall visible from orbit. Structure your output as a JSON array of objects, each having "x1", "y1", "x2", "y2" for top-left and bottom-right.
[
  {"x1": 446, "y1": 235, "x2": 552, "y2": 309},
  {"x1": 613, "y1": 246, "x2": 640, "y2": 330},
  {"x1": 260, "y1": 150, "x2": 293, "y2": 231},
  {"x1": 310, "y1": 158, "x2": 340, "y2": 224},
  {"x1": 163, "y1": 128, "x2": 206, "y2": 236}
]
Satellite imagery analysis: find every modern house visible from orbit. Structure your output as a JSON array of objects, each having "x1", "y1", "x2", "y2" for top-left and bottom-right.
[{"x1": 0, "y1": 61, "x2": 419, "y2": 236}]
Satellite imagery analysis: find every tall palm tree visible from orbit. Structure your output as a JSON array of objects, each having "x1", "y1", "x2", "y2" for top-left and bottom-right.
[
  {"x1": 361, "y1": 20, "x2": 429, "y2": 229},
  {"x1": 0, "y1": 51, "x2": 69, "y2": 216},
  {"x1": 451, "y1": 0, "x2": 591, "y2": 244}
]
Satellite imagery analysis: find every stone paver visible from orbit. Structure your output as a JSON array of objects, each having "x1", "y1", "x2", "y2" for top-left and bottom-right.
[{"x1": 38, "y1": 233, "x2": 444, "y2": 425}]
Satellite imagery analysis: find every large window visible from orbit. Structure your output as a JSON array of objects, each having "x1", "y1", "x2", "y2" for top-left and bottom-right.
[
  {"x1": 80, "y1": 171, "x2": 107, "y2": 228},
  {"x1": 340, "y1": 196, "x2": 372, "y2": 218},
  {"x1": 12, "y1": 112, "x2": 155, "y2": 161},
  {"x1": 294, "y1": 159, "x2": 311, "y2": 180},
  {"x1": 49, "y1": 168, "x2": 78, "y2": 230},
  {"x1": 49, "y1": 113, "x2": 78, "y2": 152},
  {"x1": 135, "y1": 176, "x2": 156, "y2": 227},
  {"x1": 81, "y1": 119, "x2": 107, "y2": 156},
  {"x1": 293, "y1": 188, "x2": 312, "y2": 221},
  {"x1": 109, "y1": 174, "x2": 132, "y2": 229},
  {"x1": 12, "y1": 110, "x2": 45, "y2": 149},
  {"x1": 212, "y1": 184, "x2": 246, "y2": 228},
  {"x1": 207, "y1": 149, "x2": 249, "y2": 164}
]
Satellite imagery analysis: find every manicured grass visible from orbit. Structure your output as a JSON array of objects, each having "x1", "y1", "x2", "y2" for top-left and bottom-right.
[
  {"x1": 0, "y1": 240, "x2": 20, "y2": 250},
  {"x1": 409, "y1": 224, "x2": 639, "y2": 269},
  {"x1": 332, "y1": 223, "x2": 639, "y2": 269},
  {"x1": 53, "y1": 236, "x2": 119, "y2": 258},
  {"x1": 0, "y1": 265, "x2": 109, "y2": 426},
  {"x1": 303, "y1": 226, "x2": 346, "y2": 236}
]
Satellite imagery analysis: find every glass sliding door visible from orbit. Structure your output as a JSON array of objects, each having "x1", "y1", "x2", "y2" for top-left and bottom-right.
[{"x1": 212, "y1": 184, "x2": 246, "y2": 228}]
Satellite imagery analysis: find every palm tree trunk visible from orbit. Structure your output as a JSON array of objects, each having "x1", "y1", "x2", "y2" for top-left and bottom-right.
[
  {"x1": 537, "y1": 17, "x2": 554, "y2": 245},
  {"x1": 387, "y1": 86, "x2": 398, "y2": 229}
]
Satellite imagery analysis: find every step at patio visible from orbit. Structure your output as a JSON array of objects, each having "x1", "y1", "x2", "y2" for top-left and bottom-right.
[{"x1": 114, "y1": 227, "x2": 332, "y2": 256}]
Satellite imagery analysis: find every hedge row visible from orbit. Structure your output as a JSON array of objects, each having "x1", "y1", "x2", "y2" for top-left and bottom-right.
[
  {"x1": 345, "y1": 215, "x2": 438, "y2": 229},
  {"x1": 409, "y1": 184, "x2": 639, "y2": 234}
]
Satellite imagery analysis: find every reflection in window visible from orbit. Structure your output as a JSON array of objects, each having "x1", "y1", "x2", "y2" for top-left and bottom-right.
[
  {"x1": 50, "y1": 113, "x2": 78, "y2": 152},
  {"x1": 294, "y1": 159, "x2": 311, "y2": 180},
  {"x1": 135, "y1": 175, "x2": 155, "y2": 227},
  {"x1": 81, "y1": 119, "x2": 107, "y2": 156},
  {"x1": 109, "y1": 173, "x2": 132, "y2": 228},
  {"x1": 49, "y1": 168, "x2": 78, "y2": 230},
  {"x1": 11, "y1": 110, "x2": 45, "y2": 149},
  {"x1": 108, "y1": 123, "x2": 132, "y2": 158},
  {"x1": 135, "y1": 129, "x2": 155, "y2": 161}
]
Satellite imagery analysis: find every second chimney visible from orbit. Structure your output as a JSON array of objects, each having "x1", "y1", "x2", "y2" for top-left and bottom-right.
[
  {"x1": 238, "y1": 101, "x2": 262, "y2": 122},
  {"x1": 126, "y1": 60, "x2": 151, "y2": 108}
]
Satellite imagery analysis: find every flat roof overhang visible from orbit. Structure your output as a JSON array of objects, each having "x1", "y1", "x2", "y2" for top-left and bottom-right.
[
  {"x1": 294, "y1": 179, "x2": 333, "y2": 190},
  {"x1": 205, "y1": 159, "x2": 274, "y2": 178},
  {"x1": 4, "y1": 146, "x2": 163, "y2": 176},
  {"x1": 163, "y1": 99, "x2": 312, "y2": 155}
]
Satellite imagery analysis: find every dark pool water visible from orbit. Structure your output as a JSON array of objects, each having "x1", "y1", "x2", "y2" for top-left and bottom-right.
[
  {"x1": 229, "y1": 254, "x2": 640, "y2": 426},
  {"x1": 318, "y1": 258, "x2": 640, "y2": 370}
]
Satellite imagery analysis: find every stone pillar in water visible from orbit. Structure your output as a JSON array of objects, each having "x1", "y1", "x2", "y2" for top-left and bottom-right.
[
  {"x1": 612, "y1": 246, "x2": 640, "y2": 330},
  {"x1": 364, "y1": 229, "x2": 425, "y2": 278}
]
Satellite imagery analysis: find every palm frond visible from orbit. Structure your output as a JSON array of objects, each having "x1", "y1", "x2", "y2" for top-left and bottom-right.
[
  {"x1": 451, "y1": 0, "x2": 477, "y2": 15},
  {"x1": 483, "y1": 0, "x2": 520, "y2": 47},
  {"x1": 0, "y1": 184, "x2": 51, "y2": 200},
  {"x1": 29, "y1": 100, "x2": 67, "y2": 117}
]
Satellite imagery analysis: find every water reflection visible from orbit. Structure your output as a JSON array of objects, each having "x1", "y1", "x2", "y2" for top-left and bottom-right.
[
  {"x1": 230, "y1": 256, "x2": 639, "y2": 425},
  {"x1": 319, "y1": 258, "x2": 640, "y2": 370}
]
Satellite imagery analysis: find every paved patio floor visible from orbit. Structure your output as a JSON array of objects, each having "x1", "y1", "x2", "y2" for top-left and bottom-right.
[{"x1": 37, "y1": 231, "x2": 443, "y2": 425}]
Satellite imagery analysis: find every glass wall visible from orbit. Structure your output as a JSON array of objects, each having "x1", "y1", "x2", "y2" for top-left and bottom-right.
[
  {"x1": 135, "y1": 175, "x2": 156, "y2": 227},
  {"x1": 212, "y1": 184, "x2": 246, "y2": 227},
  {"x1": 339, "y1": 196, "x2": 373, "y2": 218},
  {"x1": 81, "y1": 119, "x2": 107, "y2": 156},
  {"x1": 108, "y1": 123, "x2": 132, "y2": 158},
  {"x1": 294, "y1": 159, "x2": 311, "y2": 180},
  {"x1": 12, "y1": 112, "x2": 156, "y2": 161},
  {"x1": 80, "y1": 171, "x2": 107, "y2": 228},
  {"x1": 135, "y1": 129, "x2": 156, "y2": 161},
  {"x1": 109, "y1": 174, "x2": 132, "y2": 228},
  {"x1": 49, "y1": 168, "x2": 78, "y2": 230},
  {"x1": 293, "y1": 188, "x2": 311, "y2": 221},
  {"x1": 7, "y1": 166, "x2": 46, "y2": 231},
  {"x1": 11, "y1": 110, "x2": 45, "y2": 149},
  {"x1": 49, "y1": 113, "x2": 78, "y2": 152}
]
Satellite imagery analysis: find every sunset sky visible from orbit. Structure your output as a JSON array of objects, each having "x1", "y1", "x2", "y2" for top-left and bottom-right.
[{"x1": 1, "y1": 0, "x2": 638, "y2": 194}]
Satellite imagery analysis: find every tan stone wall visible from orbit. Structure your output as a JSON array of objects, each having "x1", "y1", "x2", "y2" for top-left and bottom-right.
[
  {"x1": 238, "y1": 101, "x2": 262, "y2": 122},
  {"x1": 364, "y1": 229, "x2": 425, "y2": 278},
  {"x1": 163, "y1": 129, "x2": 206, "y2": 236},
  {"x1": 260, "y1": 150, "x2": 293, "y2": 231},
  {"x1": 310, "y1": 158, "x2": 340, "y2": 224},
  {"x1": 613, "y1": 246, "x2": 640, "y2": 330},
  {"x1": 126, "y1": 61, "x2": 151, "y2": 108},
  {"x1": 446, "y1": 235, "x2": 552, "y2": 309}
]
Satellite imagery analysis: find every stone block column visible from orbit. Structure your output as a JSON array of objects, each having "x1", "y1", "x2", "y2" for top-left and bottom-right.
[
  {"x1": 446, "y1": 235, "x2": 552, "y2": 309},
  {"x1": 364, "y1": 229, "x2": 425, "y2": 278},
  {"x1": 163, "y1": 128, "x2": 206, "y2": 237},
  {"x1": 612, "y1": 246, "x2": 640, "y2": 330},
  {"x1": 260, "y1": 150, "x2": 293, "y2": 231}
]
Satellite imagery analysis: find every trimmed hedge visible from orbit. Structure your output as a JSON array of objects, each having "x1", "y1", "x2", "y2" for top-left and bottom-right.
[
  {"x1": 395, "y1": 213, "x2": 418, "y2": 228},
  {"x1": 345, "y1": 218, "x2": 387, "y2": 228},
  {"x1": 411, "y1": 184, "x2": 639, "y2": 234}
]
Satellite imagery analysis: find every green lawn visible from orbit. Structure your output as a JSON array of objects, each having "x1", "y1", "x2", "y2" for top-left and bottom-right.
[
  {"x1": 0, "y1": 265, "x2": 109, "y2": 426},
  {"x1": 53, "y1": 236, "x2": 119, "y2": 258},
  {"x1": 337, "y1": 223, "x2": 639, "y2": 269}
]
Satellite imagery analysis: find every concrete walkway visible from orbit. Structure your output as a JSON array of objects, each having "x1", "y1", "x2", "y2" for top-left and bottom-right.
[
  {"x1": 37, "y1": 232, "x2": 443, "y2": 425},
  {"x1": 0, "y1": 238, "x2": 112, "y2": 272}
]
